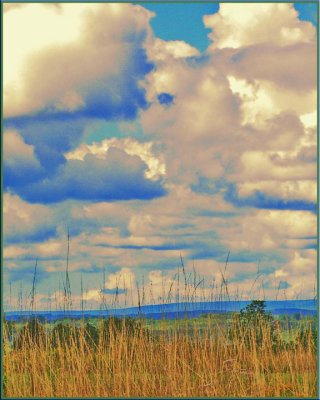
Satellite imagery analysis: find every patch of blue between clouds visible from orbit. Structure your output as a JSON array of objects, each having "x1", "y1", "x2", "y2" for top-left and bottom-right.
[
  {"x1": 4, "y1": 227, "x2": 57, "y2": 245},
  {"x1": 262, "y1": 280, "x2": 291, "y2": 290},
  {"x1": 224, "y1": 184, "x2": 317, "y2": 214},
  {"x1": 5, "y1": 254, "x2": 63, "y2": 262},
  {"x1": 6, "y1": 265, "x2": 50, "y2": 283},
  {"x1": 192, "y1": 247, "x2": 287, "y2": 267},
  {"x1": 72, "y1": 265, "x2": 105, "y2": 276},
  {"x1": 226, "y1": 250, "x2": 286, "y2": 266},
  {"x1": 294, "y1": 3, "x2": 317, "y2": 26},
  {"x1": 101, "y1": 288, "x2": 126, "y2": 295},
  {"x1": 190, "y1": 175, "x2": 224, "y2": 195},
  {"x1": 3, "y1": 160, "x2": 45, "y2": 191},
  {"x1": 83, "y1": 121, "x2": 144, "y2": 145},
  {"x1": 228, "y1": 271, "x2": 256, "y2": 284},
  {"x1": 139, "y1": 3, "x2": 219, "y2": 53},
  {"x1": 135, "y1": 258, "x2": 186, "y2": 275},
  {"x1": 158, "y1": 92, "x2": 175, "y2": 107},
  {"x1": 295, "y1": 236, "x2": 318, "y2": 240},
  {"x1": 303, "y1": 243, "x2": 317, "y2": 250},
  {"x1": 94, "y1": 242, "x2": 193, "y2": 252},
  {"x1": 190, "y1": 209, "x2": 240, "y2": 218},
  {"x1": 186, "y1": 54, "x2": 211, "y2": 68}
]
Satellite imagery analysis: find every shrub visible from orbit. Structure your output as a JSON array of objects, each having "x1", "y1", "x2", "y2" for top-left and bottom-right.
[
  {"x1": 228, "y1": 300, "x2": 274, "y2": 348},
  {"x1": 83, "y1": 322, "x2": 99, "y2": 348},
  {"x1": 50, "y1": 322, "x2": 80, "y2": 348},
  {"x1": 239, "y1": 300, "x2": 273, "y2": 324},
  {"x1": 99, "y1": 316, "x2": 149, "y2": 343},
  {"x1": 291, "y1": 326, "x2": 317, "y2": 350},
  {"x1": 13, "y1": 318, "x2": 46, "y2": 350},
  {"x1": 3, "y1": 319, "x2": 16, "y2": 341}
]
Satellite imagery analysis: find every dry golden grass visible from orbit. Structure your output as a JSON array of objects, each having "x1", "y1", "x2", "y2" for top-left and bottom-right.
[{"x1": 3, "y1": 317, "x2": 317, "y2": 398}]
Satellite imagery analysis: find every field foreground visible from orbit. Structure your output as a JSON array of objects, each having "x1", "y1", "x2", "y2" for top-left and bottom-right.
[{"x1": 3, "y1": 313, "x2": 317, "y2": 398}]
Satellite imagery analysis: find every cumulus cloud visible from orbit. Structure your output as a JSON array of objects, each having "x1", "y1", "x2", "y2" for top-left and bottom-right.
[
  {"x1": 104, "y1": 267, "x2": 136, "y2": 291},
  {"x1": 3, "y1": 130, "x2": 45, "y2": 189},
  {"x1": 203, "y1": 3, "x2": 316, "y2": 49},
  {"x1": 236, "y1": 180, "x2": 316, "y2": 203},
  {"x1": 148, "y1": 38, "x2": 199, "y2": 61},
  {"x1": 3, "y1": 193, "x2": 56, "y2": 244},
  {"x1": 4, "y1": 3, "x2": 154, "y2": 118},
  {"x1": 219, "y1": 209, "x2": 316, "y2": 252},
  {"x1": 65, "y1": 137, "x2": 166, "y2": 180},
  {"x1": 4, "y1": 130, "x2": 39, "y2": 166},
  {"x1": 225, "y1": 43, "x2": 317, "y2": 92},
  {"x1": 15, "y1": 147, "x2": 166, "y2": 203}
]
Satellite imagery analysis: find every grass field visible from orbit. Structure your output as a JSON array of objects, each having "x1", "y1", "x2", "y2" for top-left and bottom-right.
[{"x1": 2, "y1": 306, "x2": 317, "y2": 398}]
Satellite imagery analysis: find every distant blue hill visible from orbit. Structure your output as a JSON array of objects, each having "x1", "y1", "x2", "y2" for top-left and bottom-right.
[{"x1": 4, "y1": 299, "x2": 317, "y2": 322}]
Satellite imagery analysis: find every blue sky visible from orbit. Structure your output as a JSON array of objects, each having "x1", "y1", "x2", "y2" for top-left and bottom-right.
[
  {"x1": 3, "y1": 2, "x2": 317, "y2": 311},
  {"x1": 139, "y1": 3, "x2": 219, "y2": 52},
  {"x1": 141, "y1": 2, "x2": 317, "y2": 52}
]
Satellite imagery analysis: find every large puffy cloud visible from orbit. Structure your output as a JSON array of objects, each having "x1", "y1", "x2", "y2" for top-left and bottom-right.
[
  {"x1": 3, "y1": 130, "x2": 45, "y2": 189},
  {"x1": 3, "y1": 193, "x2": 56, "y2": 245},
  {"x1": 65, "y1": 137, "x2": 166, "y2": 180},
  {"x1": 203, "y1": 3, "x2": 315, "y2": 49},
  {"x1": 219, "y1": 209, "x2": 316, "y2": 253},
  {"x1": 4, "y1": 3, "x2": 154, "y2": 118},
  {"x1": 15, "y1": 147, "x2": 166, "y2": 203},
  {"x1": 4, "y1": 130, "x2": 39, "y2": 167},
  {"x1": 4, "y1": 3, "x2": 158, "y2": 207},
  {"x1": 225, "y1": 43, "x2": 317, "y2": 91},
  {"x1": 141, "y1": 4, "x2": 317, "y2": 212},
  {"x1": 236, "y1": 180, "x2": 316, "y2": 204},
  {"x1": 226, "y1": 76, "x2": 316, "y2": 128},
  {"x1": 3, "y1": 119, "x2": 89, "y2": 182}
]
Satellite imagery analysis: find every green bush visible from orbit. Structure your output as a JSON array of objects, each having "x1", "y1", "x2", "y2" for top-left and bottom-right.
[
  {"x1": 291, "y1": 326, "x2": 317, "y2": 350},
  {"x1": 3, "y1": 319, "x2": 16, "y2": 341},
  {"x1": 50, "y1": 322, "x2": 81, "y2": 348},
  {"x1": 228, "y1": 300, "x2": 274, "y2": 348},
  {"x1": 99, "y1": 316, "x2": 148, "y2": 343},
  {"x1": 239, "y1": 300, "x2": 273, "y2": 324},
  {"x1": 14, "y1": 318, "x2": 46, "y2": 350},
  {"x1": 83, "y1": 322, "x2": 99, "y2": 348}
]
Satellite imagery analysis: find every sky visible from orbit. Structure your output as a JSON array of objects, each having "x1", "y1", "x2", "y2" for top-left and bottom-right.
[{"x1": 3, "y1": 2, "x2": 318, "y2": 312}]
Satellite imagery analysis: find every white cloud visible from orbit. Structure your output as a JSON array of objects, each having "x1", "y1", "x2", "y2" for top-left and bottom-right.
[
  {"x1": 65, "y1": 137, "x2": 166, "y2": 180},
  {"x1": 204, "y1": 3, "x2": 315, "y2": 50},
  {"x1": 4, "y1": 246, "x2": 29, "y2": 259},
  {"x1": 236, "y1": 180, "x2": 316, "y2": 203},
  {"x1": 4, "y1": 131, "x2": 40, "y2": 167},
  {"x1": 220, "y1": 210, "x2": 316, "y2": 252},
  {"x1": 300, "y1": 110, "x2": 317, "y2": 129},
  {"x1": 227, "y1": 76, "x2": 316, "y2": 129},
  {"x1": 104, "y1": 267, "x2": 136, "y2": 290},
  {"x1": 270, "y1": 249, "x2": 317, "y2": 298},
  {"x1": 233, "y1": 150, "x2": 316, "y2": 182},
  {"x1": 150, "y1": 38, "x2": 199, "y2": 61},
  {"x1": 4, "y1": 3, "x2": 154, "y2": 117},
  {"x1": 34, "y1": 240, "x2": 63, "y2": 258},
  {"x1": 3, "y1": 193, "x2": 53, "y2": 238}
]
